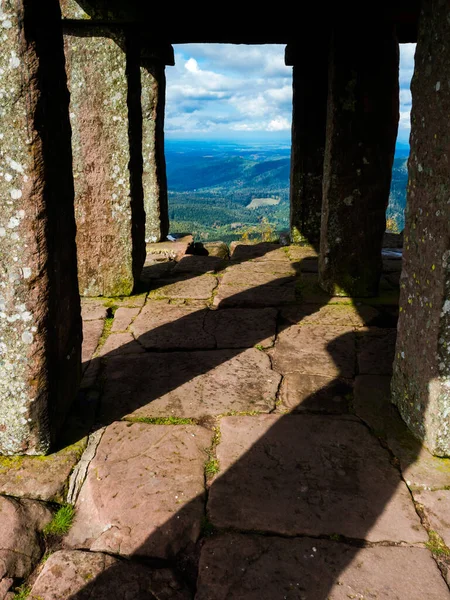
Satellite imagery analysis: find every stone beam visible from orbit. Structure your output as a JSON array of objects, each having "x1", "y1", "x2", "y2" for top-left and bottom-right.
[
  {"x1": 391, "y1": 1, "x2": 450, "y2": 457},
  {"x1": 286, "y1": 39, "x2": 329, "y2": 245},
  {"x1": 318, "y1": 23, "x2": 399, "y2": 297},
  {"x1": 0, "y1": 1, "x2": 81, "y2": 454},
  {"x1": 64, "y1": 28, "x2": 146, "y2": 297}
]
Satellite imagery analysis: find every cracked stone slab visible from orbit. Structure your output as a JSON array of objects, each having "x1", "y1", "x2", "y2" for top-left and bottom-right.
[
  {"x1": 110, "y1": 307, "x2": 140, "y2": 332},
  {"x1": 29, "y1": 550, "x2": 191, "y2": 600},
  {"x1": 353, "y1": 375, "x2": 450, "y2": 491},
  {"x1": 0, "y1": 442, "x2": 84, "y2": 502},
  {"x1": 172, "y1": 255, "x2": 227, "y2": 274},
  {"x1": 213, "y1": 281, "x2": 296, "y2": 308},
  {"x1": 132, "y1": 302, "x2": 215, "y2": 350},
  {"x1": 415, "y1": 490, "x2": 450, "y2": 547},
  {"x1": 220, "y1": 264, "x2": 295, "y2": 288},
  {"x1": 81, "y1": 299, "x2": 108, "y2": 321},
  {"x1": 99, "y1": 349, "x2": 280, "y2": 421},
  {"x1": 281, "y1": 304, "x2": 380, "y2": 328},
  {"x1": 271, "y1": 325, "x2": 355, "y2": 378},
  {"x1": 65, "y1": 422, "x2": 212, "y2": 559},
  {"x1": 208, "y1": 415, "x2": 427, "y2": 542},
  {"x1": 141, "y1": 260, "x2": 175, "y2": 284},
  {"x1": 204, "y1": 308, "x2": 277, "y2": 348},
  {"x1": 196, "y1": 534, "x2": 449, "y2": 600},
  {"x1": 97, "y1": 333, "x2": 145, "y2": 357},
  {"x1": 0, "y1": 496, "x2": 52, "y2": 580},
  {"x1": 230, "y1": 242, "x2": 289, "y2": 262},
  {"x1": 150, "y1": 274, "x2": 217, "y2": 300},
  {"x1": 357, "y1": 328, "x2": 397, "y2": 375},
  {"x1": 276, "y1": 373, "x2": 352, "y2": 414},
  {"x1": 82, "y1": 319, "x2": 104, "y2": 364}
]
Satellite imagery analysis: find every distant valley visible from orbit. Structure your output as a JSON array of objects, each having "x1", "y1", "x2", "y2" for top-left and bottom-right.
[{"x1": 165, "y1": 140, "x2": 408, "y2": 243}]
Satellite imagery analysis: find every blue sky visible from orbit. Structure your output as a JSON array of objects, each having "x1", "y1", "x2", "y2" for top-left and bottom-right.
[{"x1": 165, "y1": 43, "x2": 415, "y2": 144}]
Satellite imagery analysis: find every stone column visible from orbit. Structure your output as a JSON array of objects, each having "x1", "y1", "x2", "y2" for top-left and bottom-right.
[
  {"x1": 392, "y1": 1, "x2": 450, "y2": 457},
  {"x1": 140, "y1": 46, "x2": 173, "y2": 243},
  {"x1": 0, "y1": 1, "x2": 81, "y2": 454},
  {"x1": 64, "y1": 28, "x2": 146, "y2": 297},
  {"x1": 318, "y1": 23, "x2": 399, "y2": 296},
  {"x1": 286, "y1": 39, "x2": 329, "y2": 245}
]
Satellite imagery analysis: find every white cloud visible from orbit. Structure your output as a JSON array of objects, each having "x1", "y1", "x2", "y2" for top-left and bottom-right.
[{"x1": 267, "y1": 116, "x2": 291, "y2": 131}]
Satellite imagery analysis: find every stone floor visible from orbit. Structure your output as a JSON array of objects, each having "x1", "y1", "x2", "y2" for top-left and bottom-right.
[{"x1": 2, "y1": 240, "x2": 450, "y2": 599}]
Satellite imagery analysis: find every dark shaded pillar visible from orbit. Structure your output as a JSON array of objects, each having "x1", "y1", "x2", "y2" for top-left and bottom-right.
[
  {"x1": 0, "y1": 1, "x2": 81, "y2": 454},
  {"x1": 318, "y1": 23, "x2": 399, "y2": 296},
  {"x1": 392, "y1": 1, "x2": 450, "y2": 457},
  {"x1": 140, "y1": 45, "x2": 173, "y2": 243},
  {"x1": 286, "y1": 38, "x2": 329, "y2": 245}
]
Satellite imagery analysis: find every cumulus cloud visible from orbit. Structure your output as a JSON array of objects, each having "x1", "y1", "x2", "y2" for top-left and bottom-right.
[{"x1": 267, "y1": 116, "x2": 291, "y2": 131}]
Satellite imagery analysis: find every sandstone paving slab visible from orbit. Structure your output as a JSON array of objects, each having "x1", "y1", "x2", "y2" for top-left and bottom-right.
[
  {"x1": 296, "y1": 273, "x2": 353, "y2": 304},
  {"x1": 99, "y1": 349, "x2": 281, "y2": 421},
  {"x1": 0, "y1": 442, "x2": 84, "y2": 502},
  {"x1": 276, "y1": 373, "x2": 352, "y2": 414},
  {"x1": 224, "y1": 260, "x2": 296, "y2": 276},
  {"x1": 97, "y1": 333, "x2": 145, "y2": 357},
  {"x1": 213, "y1": 281, "x2": 296, "y2": 308},
  {"x1": 82, "y1": 319, "x2": 104, "y2": 364},
  {"x1": 141, "y1": 260, "x2": 175, "y2": 284},
  {"x1": 204, "y1": 308, "x2": 277, "y2": 348},
  {"x1": 146, "y1": 235, "x2": 193, "y2": 261},
  {"x1": 110, "y1": 307, "x2": 140, "y2": 332},
  {"x1": 172, "y1": 255, "x2": 227, "y2": 274},
  {"x1": 230, "y1": 242, "x2": 289, "y2": 262},
  {"x1": 150, "y1": 274, "x2": 217, "y2": 300},
  {"x1": 357, "y1": 328, "x2": 397, "y2": 375},
  {"x1": 107, "y1": 293, "x2": 148, "y2": 308},
  {"x1": 132, "y1": 302, "x2": 215, "y2": 350},
  {"x1": 353, "y1": 376, "x2": 450, "y2": 491},
  {"x1": 207, "y1": 415, "x2": 427, "y2": 542},
  {"x1": 281, "y1": 303, "x2": 380, "y2": 328},
  {"x1": 285, "y1": 244, "x2": 318, "y2": 261},
  {"x1": 196, "y1": 534, "x2": 449, "y2": 600},
  {"x1": 29, "y1": 550, "x2": 191, "y2": 600},
  {"x1": 271, "y1": 324, "x2": 355, "y2": 378},
  {"x1": 220, "y1": 267, "x2": 294, "y2": 288},
  {"x1": 412, "y1": 490, "x2": 450, "y2": 547},
  {"x1": 80, "y1": 299, "x2": 108, "y2": 321},
  {"x1": 0, "y1": 496, "x2": 52, "y2": 580},
  {"x1": 65, "y1": 422, "x2": 212, "y2": 559}
]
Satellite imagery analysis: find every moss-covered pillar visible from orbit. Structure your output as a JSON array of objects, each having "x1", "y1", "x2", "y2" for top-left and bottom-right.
[
  {"x1": 286, "y1": 38, "x2": 329, "y2": 245},
  {"x1": 140, "y1": 46, "x2": 173, "y2": 243},
  {"x1": 0, "y1": 1, "x2": 81, "y2": 454},
  {"x1": 318, "y1": 23, "x2": 399, "y2": 296},
  {"x1": 392, "y1": 2, "x2": 450, "y2": 457},
  {"x1": 63, "y1": 28, "x2": 146, "y2": 297}
]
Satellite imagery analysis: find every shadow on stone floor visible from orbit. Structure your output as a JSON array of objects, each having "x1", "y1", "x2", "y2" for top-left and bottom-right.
[{"x1": 31, "y1": 243, "x2": 448, "y2": 599}]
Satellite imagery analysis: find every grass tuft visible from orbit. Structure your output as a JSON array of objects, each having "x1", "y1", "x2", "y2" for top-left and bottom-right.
[
  {"x1": 426, "y1": 530, "x2": 450, "y2": 556},
  {"x1": 12, "y1": 585, "x2": 31, "y2": 600},
  {"x1": 43, "y1": 504, "x2": 75, "y2": 537},
  {"x1": 126, "y1": 416, "x2": 195, "y2": 425}
]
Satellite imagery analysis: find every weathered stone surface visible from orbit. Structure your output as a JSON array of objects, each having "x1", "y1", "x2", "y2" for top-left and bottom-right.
[
  {"x1": 100, "y1": 349, "x2": 280, "y2": 421},
  {"x1": 0, "y1": 442, "x2": 83, "y2": 502},
  {"x1": 110, "y1": 307, "x2": 140, "y2": 332},
  {"x1": 150, "y1": 274, "x2": 217, "y2": 300},
  {"x1": 277, "y1": 373, "x2": 352, "y2": 414},
  {"x1": 97, "y1": 333, "x2": 145, "y2": 357},
  {"x1": 196, "y1": 534, "x2": 448, "y2": 600},
  {"x1": 132, "y1": 303, "x2": 215, "y2": 349},
  {"x1": 208, "y1": 415, "x2": 427, "y2": 542},
  {"x1": 271, "y1": 325, "x2": 355, "y2": 378},
  {"x1": 66, "y1": 422, "x2": 211, "y2": 558},
  {"x1": 0, "y1": 578, "x2": 13, "y2": 599},
  {"x1": 415, "y1": 490, "x2": 450, "y2": 548},
  {"x1": 220, "y1": 264, "x2": 294, "y2": 287},
  {"x1": 204, "y1": 241, "x2": 229, "y2": 259},
  {"x1": 204, "y1": 308, "x2": 277, "y2": 349},
  {"x1": 391, "y1": 1, "x2": 450, "y2": 457},
  {"x1": 146, "y1": 235, "x2": 193, "y2": 261},
  {"x1": 80, "y1": 299, "x2": 108, "y2": 321},
  {"x1": 357, "y1": 328, "x2": 396, "y2": 375},
  {"x1": 64, "y1": 32, "x2": 145, "y2": 297},
  {"x1": 281, "y1": 304, "x2": 380, "y2": 328},
  {"x1": 319, "y1": 22, "x2": 399, "y2": 296},
  {"x1": 141, "y1": 259, "x2": 175, "y2": 284},
  {"x1": 29, "y1": 550, "x2": 191, "y2": 600},
  {"x1": 213, "y1": 281, "x2": 296, "y2": 308},
  {"x1": 285, "y1": 244, "x2": 318, "y2": 261},
  {"x1": 353, "y1": 376, "x2": 450, "y2": 491},
  {"x1": 288, "y1": 38, "x2": 328, "y2": 244},
  {"x1": 0, "y1": 496, "x2": 52, "y2": 579},
  {"x1": 0, "y1": 1, "x2": 81, "y2": 454},
  {"x1": 172, "y1": 255, "x2": 227, "y2": 274},
  {"x1": 229, "y1": 242, "x2": 289, "y2": 262},
  {"x1": 82, "y1": 320, "x2": 104, "y2": 364},
  {"x1": 141, "y1": 59, "x2": 169, "y2": 243}
]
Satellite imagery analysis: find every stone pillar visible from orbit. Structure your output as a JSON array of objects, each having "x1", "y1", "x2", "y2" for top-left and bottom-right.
[
  {"x1": 64, "y1": 28, "x2": 146, "y2": 297},
  {"x1": 140, "y1": 46, "x2": 173, "y2": 243},
  {"x1": 318, "y1": 23, "x2": 399, "y2": 296},
  {"x1": 0, "y1": 1, "x2": 81, "y2": 454},
  {"x1": 286, "y1": 39, "x2": 329, "y2": 245},
  {"x1": 392, "y1": 1, "x2": 450, "y2": 457}
]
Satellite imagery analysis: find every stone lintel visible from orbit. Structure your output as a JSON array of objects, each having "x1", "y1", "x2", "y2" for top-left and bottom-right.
[
  {"x1": 318, "y1": 21, "x2": 399, "y2": 297},
  {"x1": 391, "y1": 0, "x2": 450, "y2": 457}
]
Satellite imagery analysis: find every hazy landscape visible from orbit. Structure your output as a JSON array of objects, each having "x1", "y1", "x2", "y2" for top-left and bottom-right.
[{"x1": 166, "y1": 140, "x2": 408, "y2": 243}]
